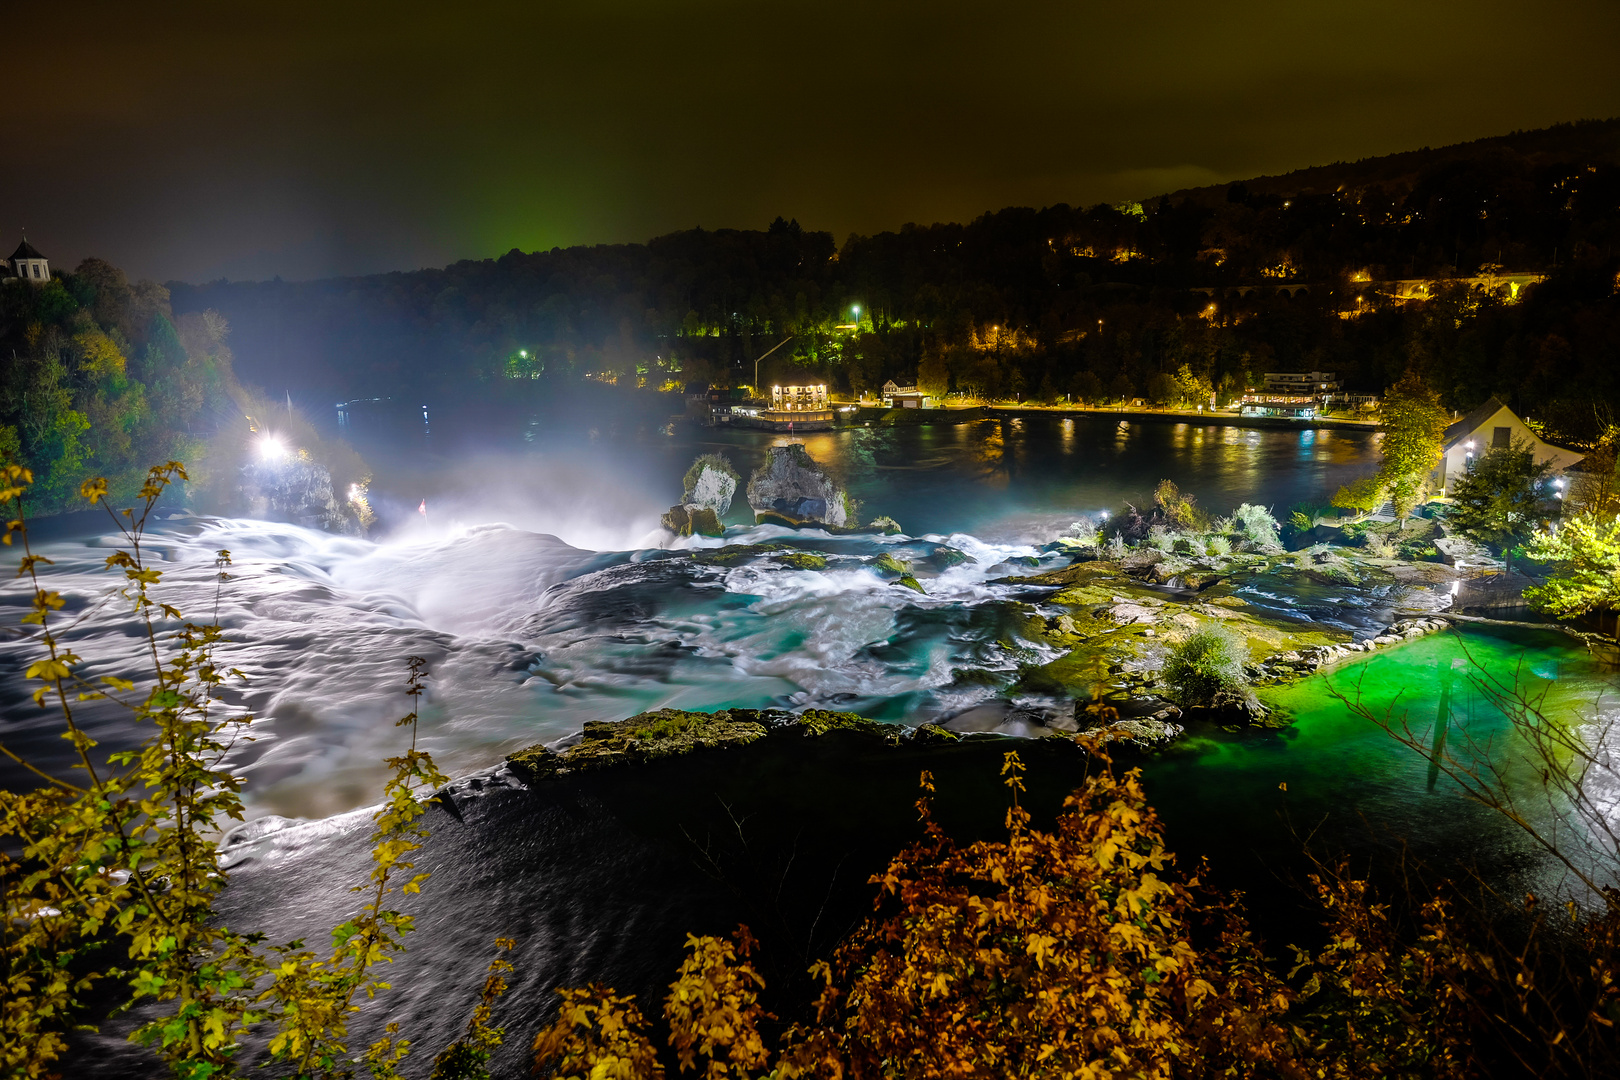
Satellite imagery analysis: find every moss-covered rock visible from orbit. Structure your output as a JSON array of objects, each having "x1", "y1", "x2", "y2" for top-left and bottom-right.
[
  {"x1": 688, "y1": 506, "x2": 724, "y2": 537},
  {"x1": 924, "y1": 546, "x2": 975, "y2": 572},
  {"x1": 992, "y1": 561, "x2": 1112, "y2": 588},
  {"x1": 775, "y1": 551, "x2": 829, "y2": 571},
  {"x1": 791, "y1": 709, "x2": 890, "y2": 739},
  {"x1": 868, "y1": 515, "x2": 903, "y2": 535},
  {"x1": 682, "y1": 454, "x2": 739, "y2": 515},
  {"x1": 948, "y1": 666, "x2": 1008, "y2": 688},
  {"x1": 692, "y1": 544, "x2": 783, "y2": 566},
  {"x1": 891, "y1": 573, "x2": 926, "y2": 594},
  {"x1": 1050, "y1": 537, "x2": 1098, "y2": 556},
  {"x1": 505, "y1": 706, "x2": 902, "y2": 783},
  {"x1": 504, "y1": 742, "x2": 564, "y2": 781},
  {"x1": 661, "y1": 504, "x2": 694, "y2": 536},
  {"x1": 512, "y1": 709, "x2": 771, "y2": 780},
  {"x1": 909, "y1": 723, "x2": 961, "y2": 744},
  {"x1": 660, "y1": 503, "x2": 725, "y2": 538},
  {"x1": 871, "y1": 552, "x2": 909, "y2": 577}
]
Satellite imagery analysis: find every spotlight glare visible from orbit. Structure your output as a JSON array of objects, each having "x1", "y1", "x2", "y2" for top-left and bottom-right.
[{"x1": 258, "y1": 436, "x2": 286, "y2": 462}]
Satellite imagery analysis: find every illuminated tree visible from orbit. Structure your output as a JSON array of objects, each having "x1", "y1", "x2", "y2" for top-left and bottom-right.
[
  {"x1": 1522, "y1": 512, "x2": 1620, "y2": 623},
  {"x1": 1375, "y1": 371, "x2": 1450, "y2": 520},
  {"x1": 1331, "y1": 474, "x2": 1387, "y2": 515},
  {"x1": 1446, "y1": 439, "x2": 1555, "y2": 549},
  {"x1": 1173, "y1": 363, "x2": 1213, "y2": 407}
]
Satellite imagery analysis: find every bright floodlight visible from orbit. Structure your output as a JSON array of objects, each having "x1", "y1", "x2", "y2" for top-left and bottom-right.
[{"x1": 258, "y1": 435, "x2": 286, "y2": 462}]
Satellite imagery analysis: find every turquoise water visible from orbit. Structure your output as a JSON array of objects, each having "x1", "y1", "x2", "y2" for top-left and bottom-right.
[{"x1": 5, "y1": 413, "x2": 1612, "y2": 902}]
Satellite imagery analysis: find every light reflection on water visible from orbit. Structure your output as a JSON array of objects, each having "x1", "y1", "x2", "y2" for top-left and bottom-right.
[
  {"x1": 358, "y1": 416, "x2": 1382, "y2": 546},
  {"x1": 7, "y1": 414, "x2": 1605, "y2": 888}
]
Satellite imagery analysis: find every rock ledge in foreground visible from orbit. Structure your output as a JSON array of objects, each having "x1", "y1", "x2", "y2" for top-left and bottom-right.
[{"x1": 506, "y1": 707, "x2": 906, "y2": 782}]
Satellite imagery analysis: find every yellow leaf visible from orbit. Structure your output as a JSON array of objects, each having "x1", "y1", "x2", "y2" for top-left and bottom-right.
[{"x1": 26, "y1": 659, "x2": 71, "y2": 682}]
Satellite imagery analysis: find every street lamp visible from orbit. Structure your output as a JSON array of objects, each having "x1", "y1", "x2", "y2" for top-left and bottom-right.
[{"x1": 750, "y1": 335, "x2": 795, "y2": 396}]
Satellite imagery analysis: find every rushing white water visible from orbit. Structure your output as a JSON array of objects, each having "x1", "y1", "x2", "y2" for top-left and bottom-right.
[
  {"x1": 1, "y1": 514, "x2": 1077, "y2": 820},
  {"x1": 0, "y1": 416, "x2": 1478, "y2": 824}
]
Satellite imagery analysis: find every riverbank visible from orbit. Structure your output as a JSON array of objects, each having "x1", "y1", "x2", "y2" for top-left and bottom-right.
[
  {"x1": 989, "y1": 404, "x2": 1380, "y2": 432},
  {"x1": 834, "y1": 402, "x2": 1379, "y2": 431}
]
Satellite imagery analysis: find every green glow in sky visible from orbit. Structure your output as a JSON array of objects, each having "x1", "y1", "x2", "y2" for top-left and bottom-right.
[{"x1": 4, "y1": 0, "x2": 1617, "y2": 282}]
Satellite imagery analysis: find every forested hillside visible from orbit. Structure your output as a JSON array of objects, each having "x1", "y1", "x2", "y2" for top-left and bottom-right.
[
  {"x1": 0, "y1": 262, "x2": 239, "y2": 514},
  {"x1": 145, "y1": 117, "x2": 1620, "y2": 444}
]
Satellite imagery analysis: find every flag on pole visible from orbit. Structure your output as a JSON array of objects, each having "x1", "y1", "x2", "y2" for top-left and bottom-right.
[{"x1": 418, "y1": 499, "x2": 427, "y2": 516}]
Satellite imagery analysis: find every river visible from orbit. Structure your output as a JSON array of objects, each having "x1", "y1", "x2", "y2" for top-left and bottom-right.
[
  {"x1": 3, "y1": 414, "x2": 1385, "y2": 816},
  {"x1": 12, "y1": 409, "x2": 1618, "y2": 1074}
]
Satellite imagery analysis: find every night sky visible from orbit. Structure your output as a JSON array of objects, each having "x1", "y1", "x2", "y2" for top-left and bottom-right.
[{"x1": 6, "y1": 1, "x2": 1618, "y2": 283}]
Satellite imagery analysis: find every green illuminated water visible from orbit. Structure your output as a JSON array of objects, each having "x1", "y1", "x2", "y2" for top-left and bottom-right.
[{"x1": 1141, "y1": 625, "x2": 1614, "y2": 909}]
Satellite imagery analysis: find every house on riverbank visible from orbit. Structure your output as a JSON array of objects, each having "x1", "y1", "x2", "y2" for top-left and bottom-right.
[
  {"x1": 881, "y1": 380, "x2": 934, "y2": 408},
  {"x1": 1437, "y1": 397, "x2": 1583, "y2": 490}
]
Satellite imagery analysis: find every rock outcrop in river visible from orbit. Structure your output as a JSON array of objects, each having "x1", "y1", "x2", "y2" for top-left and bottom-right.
[
  {"x1": 661, "y1": 454, "x2": 737, "y2": 537},
  {"x1": 507, "y1": 706, "x2": 906, "y2": 780},
  {"x1": 236, "y1": 455, "x2": 354, "y2": 533},
  {"x1": 683, "y1": 454, "x2": 738, "y2": 516},
  {"x1": 746, "y1": 444, "x2": 851, "y2": 526},
  {"x1": 660, "y1": 503, "x2": 724, "y2": 537}
]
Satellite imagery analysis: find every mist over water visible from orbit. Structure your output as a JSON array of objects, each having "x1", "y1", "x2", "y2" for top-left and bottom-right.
[
  {"x1": 358, "y1": 408, "x2": 1383, "y2": 547},
  {"x1": 3, "y1": 412, "x2": 1601, "y2": 874},
  {"x1": 0, "y1": 511, "x2": 1063, "y2": 820}
]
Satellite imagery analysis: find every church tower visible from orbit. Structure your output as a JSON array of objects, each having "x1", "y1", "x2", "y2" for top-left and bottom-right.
[{"x1": 8, "y1": 237, "x2": 50, "y2": 283}]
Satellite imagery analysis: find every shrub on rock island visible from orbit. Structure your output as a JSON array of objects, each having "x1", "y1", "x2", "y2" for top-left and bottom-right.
[
  {"x1": 1066, "y1": 517, "x2": 1100, "y2": 546},
  {"x1": 1362, "y1": 530, "x2": 1398, "y2": 558},
  {"x1": 1162, "y1": 623, "x2": 1255, "y2": 710},
  {"x1": 1232, "y1": 502, "x2": 1282, "y2": 550},
  {"x1": 1154, "y1": 478, "x2": 1210, "y2": 531},
  {"x1": 1107, "y1": 500, "x2": 1161, "y2": 543}
]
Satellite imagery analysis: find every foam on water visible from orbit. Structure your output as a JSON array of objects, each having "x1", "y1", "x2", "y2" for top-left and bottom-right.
[{"x1": 0, "y1": 515, "x2": 1071, "y2": 820}]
